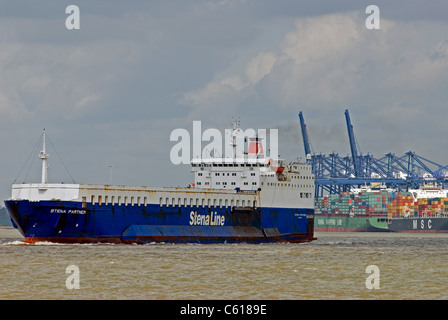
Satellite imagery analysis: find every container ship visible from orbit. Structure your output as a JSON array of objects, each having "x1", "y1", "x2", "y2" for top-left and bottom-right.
[
  {"x1": 314, "y1": 184, "x2": 393, "y2": 232},
  {"x1": 387, "y1": 184, "x2": 448, "y2": 233},
  {"x1": 4, "y1": 125, "x2": 315, "y2": 244},
  {"x1": 315, "y1": 183, "x2": 448, "y2": 233}
]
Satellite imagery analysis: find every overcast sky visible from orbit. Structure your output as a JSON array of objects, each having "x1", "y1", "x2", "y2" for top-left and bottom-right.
[{"x1": 1, "y1": 1, "x2": 448, "y2": 201}]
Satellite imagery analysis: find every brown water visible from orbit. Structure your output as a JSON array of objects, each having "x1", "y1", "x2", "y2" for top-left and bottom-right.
[{"x1": 1, "y1": 227, "x2": 448, "y2": 300}]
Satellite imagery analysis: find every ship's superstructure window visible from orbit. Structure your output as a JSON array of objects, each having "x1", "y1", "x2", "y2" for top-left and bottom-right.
[
  {"x1": 191, "y1": 158, "x2": 264, "y2": 191},
  {"x1": 87, "y1": 192, "x2": 179, "y2": 208}
]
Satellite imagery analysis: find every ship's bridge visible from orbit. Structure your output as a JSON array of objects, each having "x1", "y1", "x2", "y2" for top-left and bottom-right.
[{"x1": 191, "y1": 158, "x2": 270, "y2": 191}]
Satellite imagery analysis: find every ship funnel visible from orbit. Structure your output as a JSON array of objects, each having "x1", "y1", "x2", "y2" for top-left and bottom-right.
[{"x1": 247, "y1": 137, "x2": 264, "y2": 159}]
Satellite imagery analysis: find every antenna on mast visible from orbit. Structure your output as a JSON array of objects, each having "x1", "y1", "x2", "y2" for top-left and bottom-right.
[
  {"x1": 39, "y1": 129, "x2": 49, "y2": 184},
  {"x1": 229, "y1": 117, "x2": 241, "y2": 161}
]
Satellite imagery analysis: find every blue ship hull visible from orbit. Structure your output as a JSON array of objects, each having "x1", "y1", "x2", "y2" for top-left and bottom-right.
[{"x1": 4, "y1": 200, "x2": 315, "y2": 244}]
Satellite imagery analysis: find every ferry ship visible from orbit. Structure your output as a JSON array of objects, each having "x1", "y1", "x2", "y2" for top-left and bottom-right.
[{"x1": 4, "y1": 125, "x2": 316, "y2": 244}]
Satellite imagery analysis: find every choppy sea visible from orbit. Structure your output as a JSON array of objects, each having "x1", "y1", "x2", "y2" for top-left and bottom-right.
[{"x1": 1, "y1": 227, "x2": 448, "y2": 300}]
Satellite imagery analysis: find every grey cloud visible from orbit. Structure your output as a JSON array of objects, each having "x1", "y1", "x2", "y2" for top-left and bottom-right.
[{"x1": 1, "y1": 1, "x2": 448, "y2": 202}]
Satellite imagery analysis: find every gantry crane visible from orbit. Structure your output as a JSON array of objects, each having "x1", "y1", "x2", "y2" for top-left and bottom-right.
[{"x1": 299, "y1": 110, "x2": 448, "y2": 198}]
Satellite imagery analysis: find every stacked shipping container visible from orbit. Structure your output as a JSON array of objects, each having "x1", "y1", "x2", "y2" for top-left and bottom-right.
[
  {"x1": 315, "y1": 189, "x2": 394, "y2": 216},
  {"x1": 388, "y1": 195, "x2": 448, "y2": 217},
  {"x1": 315, "y1": 190, "x2": 448, "y2": 217},
  {"x1": 387, "y1": 193, "x2": 413, "y2": 217}
]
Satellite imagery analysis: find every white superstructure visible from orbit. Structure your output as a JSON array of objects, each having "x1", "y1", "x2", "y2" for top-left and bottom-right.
[
  {"x1": 410, "y1": 183, "x2": 448, "y2": 201},
  {"x1": 190, "y1": 130, "x2": 314, "y2": 208}
]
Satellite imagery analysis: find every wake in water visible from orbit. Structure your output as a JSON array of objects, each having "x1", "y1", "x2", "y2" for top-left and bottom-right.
[
  {"x1": 1, "y1": 240, "x2": 27, "y2": 246},
  {"x1": 0, "y1": 239, "x2": 119, "y2": 246}
]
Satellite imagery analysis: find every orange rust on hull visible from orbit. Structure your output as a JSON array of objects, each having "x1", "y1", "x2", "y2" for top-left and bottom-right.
[{"x1": 24, "y1": 234, "x2": 316, "y2": 244}]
